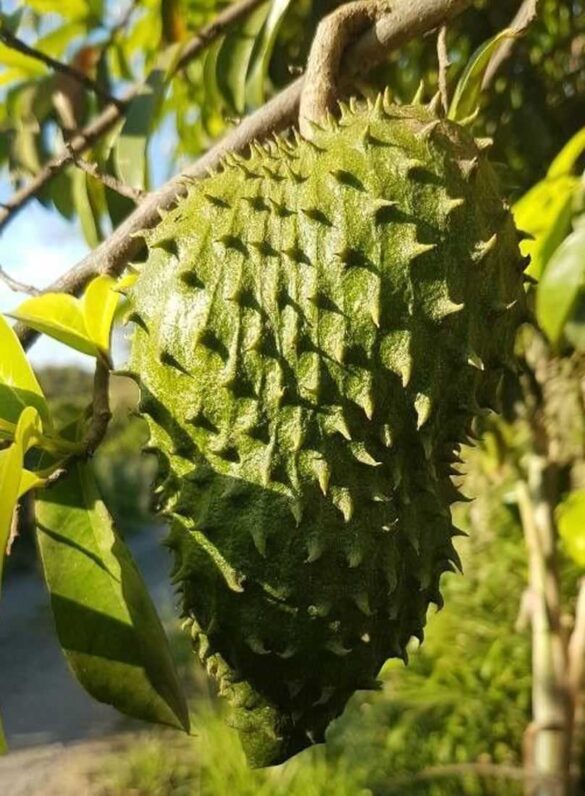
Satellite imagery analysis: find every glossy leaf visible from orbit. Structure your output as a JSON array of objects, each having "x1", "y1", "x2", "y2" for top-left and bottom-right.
[
  {"x1": 0, "y1": 406, "x2": 43, "y2": 593},
  {"x1": 82, "y1": 275, "x2": 119, "y2": 355},
  {"x1": 512, "y1": 175, "x2": 577, "y2": 279},
  {"x1": 0, "y1": 443, "x2": 22, "y2": 592},
  {"x1": 8, "y1": 274, "x2": 120, "y2": 359},
  {"x1": 449, "y1": 28, "x2": 519, "y2": 122},
  {"x1": 246, "y1": 0, "x2": 293, "y2": 107},
  {"x1": 0, "y1": 315, "x2": 49, "y2": 426},
  {"x1": 536, "y1": 225, "x2": 585, "y2": 345},
  {"x1": 557, "y1": 490, "x2": 585, "y2": 568},
  {"x1": 216, "y1": 2, "x2": 269, "y2": 114},
  {"x1": 547, "y1": 126, "x2": 585, "y2": 179},
  {"x1": 35, "y1": 461, "x2": 190, "y2": 732},
  {"x1": 8, "y1": 293, "x2": 100, "y2": 358}
]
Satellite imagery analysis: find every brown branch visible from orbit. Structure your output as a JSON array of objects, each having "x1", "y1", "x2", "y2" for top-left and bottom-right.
[
  {"x1": 16, "y1": 0, "x2": 473, "y2": 350},
  {"x1": 0, "y1": 0, "x2": 269, "y2": 235},
  {"x1": 299, "y1": 0, "x2": 388, "y2": 138},
  {"x1": 437, "y1": 25, "x2": 450, "y2": 114},
  {"x1": 482, "y1": 0, "x2": 539, "y2": 89},
  {"x1": 0, "y1": 265, "x2": 40, "y2": 295},
  {"x1": 83, "y1": 359, "x2": 111, "y2": 456},
  {"x1": 0, "y1": 25, "x2": 120, "y2": 107},
  {"x1": 66, "y1": 144, "x2": 145, "y2": 203}
]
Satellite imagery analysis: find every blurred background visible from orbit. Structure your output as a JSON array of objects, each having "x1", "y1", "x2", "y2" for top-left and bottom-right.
[{"x1": 0, "y1": 1, "x2": 584, "y2": 794}]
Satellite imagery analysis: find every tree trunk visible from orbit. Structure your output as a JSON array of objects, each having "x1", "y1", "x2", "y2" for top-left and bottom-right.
[{"x1": 517, "y1": 457, "x2": 572, "y2": 796}]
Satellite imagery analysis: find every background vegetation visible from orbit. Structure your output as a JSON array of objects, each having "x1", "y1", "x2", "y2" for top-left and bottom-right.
[{"x1": 0, "y1": 0, "x2": 584, "y2": 794}]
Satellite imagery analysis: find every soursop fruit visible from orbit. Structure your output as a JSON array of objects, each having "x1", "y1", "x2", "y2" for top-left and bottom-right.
[{"x1": 128, "y1": 96, "x2": 526, "y2": 767}]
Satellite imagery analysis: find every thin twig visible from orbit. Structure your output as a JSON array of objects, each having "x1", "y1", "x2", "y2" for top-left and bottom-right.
[
  {"x1": 15, "y1": 0, "x2": 473, "y2": 350},
  {"x1": 437, "y1": 25, "x2": 450, "y2": 114},
  {"x1": 0, "y1": 25, "x2": 120, "y2": 107},
  {"x1": 0, "y1": 265, "x2": 41, "y2": 295},
  {"x1": 66, "y1": 144, "x2": 145, "y2": 203},
  {"x1": 0, "y1": 0, "x2": 269, "y2": 234}
]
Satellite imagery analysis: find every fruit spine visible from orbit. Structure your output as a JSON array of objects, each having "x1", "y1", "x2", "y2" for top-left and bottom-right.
[{"x1": 128, "y1": 95, "x2": 526, "y2": 767}]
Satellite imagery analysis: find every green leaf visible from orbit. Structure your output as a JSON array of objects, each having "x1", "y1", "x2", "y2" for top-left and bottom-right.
[
  {"x1": 216, "y1": 1, "x2": 269, "y2": 114},
  {"x1": 82, "y1": 275, "x2": 119, "y2": 354},
  {"x1": 547, "y1": 126, "x2": 585, "y2": 179},
  {"x1": 0, "y1": 406, "x2": 43, "y2": 593},
  {"x1": 246, "y1": 0, "x2": 293, "y2": 108},
  {"x1": 0, "y1": 443, "x2": 22, "y2": 591},
  {"x1": 114, "y1": 46, "x2": 180, "y2": 190},
  {"x1": 536, "y1": 225, "x2": 585, "y2": 345},
  {"x1": 448, "y1": 28, "x2": 521, "y2": 122},
  {"x1": 0, "y1": 43, "x2": 47, "y2": 78},
  {"x1": 512, "y1": 175, "x2": 578, "y2": 279},
  {"x1": 557, "y1": 490, "x2": 585, "y2": 568},
  {"x1": 8, "y1": 275, "x2": 120, "y2": 359},
  {"x1": 35, "y1": 461, "x2": 190, "y2": 732},
  {"x1": 25, "y1": 0, "x2": 92, "y2": 21},
  {"x1": 72, "y1": 168, "x2": 102, "y2": 248},
  {"x1": 0, "y1": 315, "x2": 49, "y2": 426},
  {"x1": 0, "y1": 7, "x2": 25, "y2": 35},
  {"x1": 8, "y1": 293, "x2": 100, "y2": 358}
]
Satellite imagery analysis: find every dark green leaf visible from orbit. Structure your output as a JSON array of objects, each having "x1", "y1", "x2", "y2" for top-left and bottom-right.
[
  {"x1": 113, "y1": 46, "x2": 180, "y2": 190},
  {"x1": 35, "y1": 462, "x2": 190, "y2": 731},
  {"x1": 246, "y1": 0, "x2": 293, "y2": 108},
  {"x1": 216, "y1": 2, "x2": 269, "y2": 115}
]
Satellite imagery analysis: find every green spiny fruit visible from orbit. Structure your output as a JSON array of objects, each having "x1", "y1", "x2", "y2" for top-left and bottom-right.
[{"x1": 128, "y1": 96, "x2": 526, "y2": 768}]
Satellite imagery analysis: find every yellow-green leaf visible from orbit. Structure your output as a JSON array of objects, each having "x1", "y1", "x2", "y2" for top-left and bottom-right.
[
  {"x1": 547, "y1": 126, "x2": 585, "y2": 179},
  {"x1": 557, "y1": 490, "x2": 585, "y2": 568},
  {"x1": 0, "y1": 713, "x2": 6, "y2": 755},
  {"x1": 82, "y1": 275, "x2": 120, "y2": 355},
  {"x1": 0, "y1": 442, "x2": 22, "y2": 591},
  {"x1": 8, "y1": 293, "x2": 99, "y2": 358},
  {"x1": 0, "y1": 315, "x2": 49, "y2": 426},
  {"x1": 512, "y1": 175, "x2": 577, "y2": 279},
  {"x1": 0, "y1": 405, "x2": 40, "y2": 590}
]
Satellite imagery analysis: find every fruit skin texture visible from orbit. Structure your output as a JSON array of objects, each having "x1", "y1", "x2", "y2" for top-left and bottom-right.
[{"x1": 129, "y1": 97, "x2": 526, "y2": 768}]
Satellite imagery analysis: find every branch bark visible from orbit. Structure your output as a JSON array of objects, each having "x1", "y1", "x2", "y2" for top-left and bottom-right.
[
  {"x1": 0, "y1": 265, "x2": 40, "y2": 295},
  {"x1": 0, "y1": 0, "x2": 269, "y2": 235},
  {"x1": 16, "y1": 0, "x2": 473, "y2": 350},
  {"x1": 0, "y1": 25, "x2": 119, "y2": 106}
]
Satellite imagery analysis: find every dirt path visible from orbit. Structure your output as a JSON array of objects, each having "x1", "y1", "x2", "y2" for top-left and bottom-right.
[{"x1": 0, "y1": 527, "x2": 179, "y2": 793}]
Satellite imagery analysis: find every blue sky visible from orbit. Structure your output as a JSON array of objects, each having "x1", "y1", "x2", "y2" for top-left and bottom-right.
[{"x1": 0, "y1": 191, "x2": 94, "y2": 369}]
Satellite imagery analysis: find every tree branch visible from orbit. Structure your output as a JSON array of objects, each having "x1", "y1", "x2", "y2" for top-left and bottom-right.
[
  {"x1": 0, "y1": 0, "x2": 269, "y2": 235},
  {"x1": 84, "y1": 358, "x2": 111, "y2": 456},
  {"x1": 66, "y1": 144, "x2": 145, "y2": 203},
  {"x1": 0, "y1": 265, "x2": 40, "y2": 296},
  {"x1": 0, "y1": 25, "x2": 120, "y2": 107},
  {"x1": 437, "y1": 25, "x2": 450, "y2": 114},
  {"x1": 16, "y1": 0, "x2": 473, "y2": 350}
]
